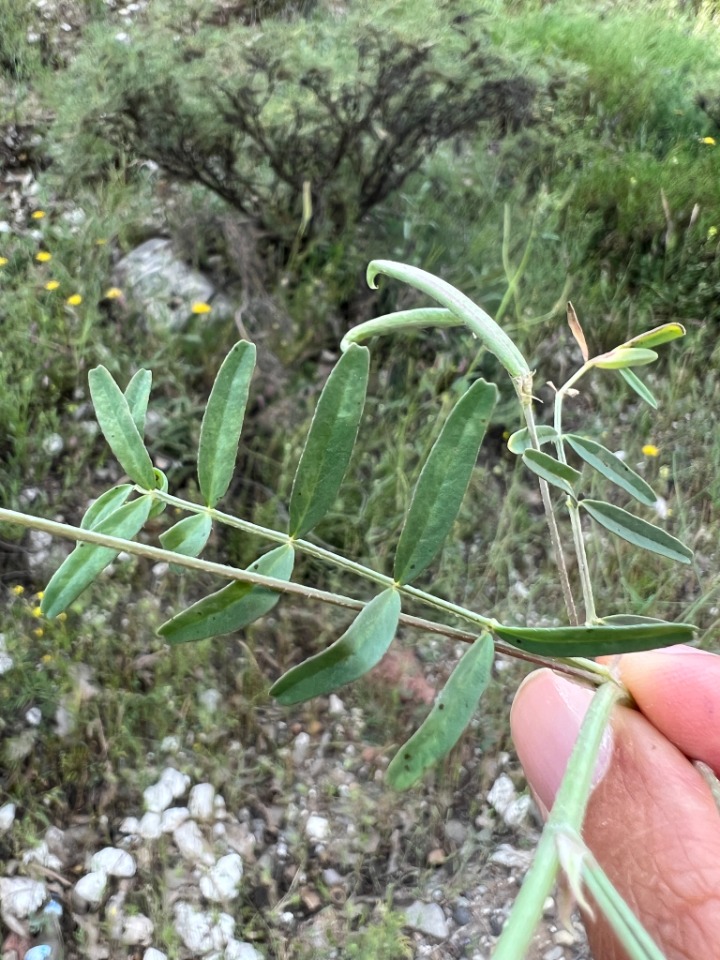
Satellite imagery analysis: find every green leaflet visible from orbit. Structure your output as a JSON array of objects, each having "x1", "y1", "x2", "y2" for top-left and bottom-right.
[
  {"x1": 494, "y1": 620, "x2": 696, "y2": 656},
  {"x1": 160, "y1": 512, "x2": 213, "y2": 570},
  {"x1": 394, "y1": 379, "x2": 498, "y2": 585},
  {"x1": 593, "y1": 348, "x2": 657, "y2": 370},
  {"x1": 386, "y1": 633, "x2": 494, "y2": 790},
  {"x1": 619, "y1": 322, "x2": 685, "y2": 351},
  {"x1": 80, "y1": 485, "x2": 132, "y2": 529},
  {"x1": 564, "y1": 435, "x2": 656, "y2": 506},
  {"x1": 270, "y1": 588, "x2": 401, "y2": 705},
  {"x1": 522, "y1": 449, "x2": 581, "y2": 497},
  {"x1": 618, "y1": 369, "x2": 658, "y2": 409},
  {"x1": 506, "y1": 425, "x2": 558, "y2": 455},
  {"x1": 88, "y1": 366, "x2": 157, "y2": 489},
  {"x1": 197, "y1": 340, "x2": 256, "y2": 508},
  {"x1": 289, "y1": 343, "x2": 369, "y2": 538},
  {"x1": 580, "y1": 498, "x2": 693, "y2": 565},
  {"x1": 158, "y1": 544, "x2": 294, "y2": 644},
  {"x1": 41, "y1": 495, "x2": 153, "y2": 618},
  {"x1": 124, "y1": 368, "x2": 152, "y2": 435}
]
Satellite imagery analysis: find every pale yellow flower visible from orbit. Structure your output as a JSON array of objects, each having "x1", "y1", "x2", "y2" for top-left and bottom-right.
[
  {"x1": 31, "y1": 606, "x2": 42, "y2": 618},
  {"x1": 191, "y1": 301, "x2": 212, "y2": 315},
  {"x1": 0, "y1": 256, "x2": 8, "y2": 266},
  {"x1": 44, "y1": 280, "x2": 60, "y2": 291},
  {"x1": 11, "y1": 585, "x2": 24, "y2": 596},
  {"x1": 103, "y1": 287, "x2": 122, "y2": 300},
  {"x1": 66, "y1": 294, "x2": 83, "y2": 306},
  {"x1": 708, "y1": 226, "x2": 718, "y2": 240},
  {"x1": 35, "y1": 251, "x2": 52, "y2": 263},
  {"x1": 33, "y1": 628, "x2": 44, "y2": 638},
  {"x1": 642, "y1": 444, "x2": 660, "y2": 457},
  {"x1": 700, "y1": 136, "x2": 716, "y2": 145},
  {"x1": 31, "y1": 210, "x2": 46, "y2": 220}
]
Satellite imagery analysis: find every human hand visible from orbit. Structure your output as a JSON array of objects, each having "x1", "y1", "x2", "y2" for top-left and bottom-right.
[{"x1": 510, "y1": 645, "x2": 720, "y2": 960}]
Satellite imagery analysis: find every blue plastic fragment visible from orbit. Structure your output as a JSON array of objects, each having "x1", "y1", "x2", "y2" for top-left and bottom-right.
[
  {"x1": 42, "y1": 900, "x2": 63, "y2": 917},
  {"x1": 24, "y1": 945, "x2": 53, "y2": 960}
]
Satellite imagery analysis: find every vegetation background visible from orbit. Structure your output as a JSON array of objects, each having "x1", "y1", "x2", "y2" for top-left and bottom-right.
[{"x1": 1, "y1": 0, "x2": 719, "y2": 957}]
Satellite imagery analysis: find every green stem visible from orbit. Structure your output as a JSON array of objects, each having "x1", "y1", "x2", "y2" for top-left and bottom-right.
[{"x1": 492, "y1": 680, "x2": 625, "y2": 960}]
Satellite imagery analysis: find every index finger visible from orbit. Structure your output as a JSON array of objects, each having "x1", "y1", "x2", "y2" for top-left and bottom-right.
[{"x1": 599, "y1": 645, "x2": 720, "y2": 775}]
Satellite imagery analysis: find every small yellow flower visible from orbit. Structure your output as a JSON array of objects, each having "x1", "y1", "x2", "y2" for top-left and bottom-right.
[
  {"x1": 11, "y1": 585, "x2": 25, "y2": 596},
  {"x1": 642, "y1": 444, "x2": 660, "y2": 457},
  {"x1": 659, "y1": 465, "x2": 671, "y2": 481},
  {"x1": 35, "y1": 251, "x2": 52, "y2": 262},
  {"x1": 708, "y1": 226, "x2": 718, "y2": 240},
  {"x1": 31, "y1": 210, "x2": 46, "y2": 220},
  {"x1": 191, "y1": 301, "x2": 212, "y2": 315},
  {"x1": 34, "y1": 591, "x2": 44, "y2": 600},
  {"x1": 103, "y1": 286, "x2": 122, "y2": 299},
  {"x1": 700, "y1": 136, "x2": 716, "y2": 145},
  {"x1": 66, "y1": 294, "x2": 83, "y2": 306},
  {"x1": 41, "y1": 654, "x2": 53, "y2": 664},
  {"x1": 95, "y1": 238, "x2": 107, "y2": 246},
  {"x1": 31, "y1": 606, "x2": 42, "y2": 618},
  {"x1": 629, "y1": 176, "x2": 637, "y2": 186},
  {"x1": 33, "y1": 628, "x2": 44, "y2": 638},
  {"x1": 0, "y1": 256, "x2": 8, "y2": 266},
  {"x1": 44, "y1": 280, "x2": 60, "y2": 291},
  {"x1": 57, "y1": 611, "x2": 67, "y2": 622}
]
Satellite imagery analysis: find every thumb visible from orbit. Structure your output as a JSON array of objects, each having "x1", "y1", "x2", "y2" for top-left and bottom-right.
[{"x1": 511, "y1": 670, "x2": 720, "y2": 960}]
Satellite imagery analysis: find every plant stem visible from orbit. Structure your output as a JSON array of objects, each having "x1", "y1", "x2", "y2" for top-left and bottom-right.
[{"x1": 492, "y1": 679, "x2": 625, "y2": 960}]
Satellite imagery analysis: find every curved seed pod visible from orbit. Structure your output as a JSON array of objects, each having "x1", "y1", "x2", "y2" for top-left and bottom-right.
[
  {"x1": 387, "y1": 632, "x2": 494, "y2": 790},
  {"x1": 159, "y1": 544, "x2": 294, "y2": 644},
  {"x1": 270, "y1": 588, "x2": 401, "y2": 705},
  {"x1": 289, "y1": 343, "x2": 369, "y2": 538},
  {"x1": 42, "y1": 495, "x2": 153, "y2": 618}
]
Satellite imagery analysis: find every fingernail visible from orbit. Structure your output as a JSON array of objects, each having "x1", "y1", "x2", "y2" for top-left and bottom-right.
[{"x1": 511, "y1": 671, "x2": 614, "y2": 812}]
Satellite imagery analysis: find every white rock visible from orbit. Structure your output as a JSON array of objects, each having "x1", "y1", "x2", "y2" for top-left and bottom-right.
[
  {"x1": 214, "y1": 794, "x2": 227, "y2": 819},
  {"x1": 25, "y1": 707, "x2": 42, "y2": 727},
  {"x1": 489, "y1": 844, "x2": 533, "y2": 871},
  {"x1": 487, "y1": 774, "x2": 516, "y2": 816},
  {"x1": 143, "y1": 781, "x2": 174, "y2": 813},
  {"x1": 138, "y1": 812, "x2": 162, "y2": 840},
  {"x1": 74, "y1": 871, "x2": 108, "y2": 909},
  {"x1": 502, "y1": 795, "x2": 532, "y2": 828},
  {"x1": 173, "y1": 902, "x2": 234, "y2": 954},
  {"x1": 122, "y1": 914, "x2": 154, "y2": 945},
  {"x1": 160, "y1": 766, "x2": 190, "y2": 799},
  {"x1": 404, "y1": 901, "x2": 449, "y2": 939},
  {"x1": 0, "y1": 803, "x2": 16, "y2": 832},
  {"x1": 0, "y1": 877, "x2": 46, "y2": 917},
  {"x1": 305, "y1": 815, "x2": 329, "y2": 842},
  {"x1": 119, "y1": 816, "x2": 140, "y2": 835},
  {"x1": 328, "y1": 694, "x2": 345, "y2": 716},
  {"x1": 226, "y1": 941, "x2": 263, "y2": 960},
  {"x1": 199, "y1": 688, "x2": 221, "y2": 713},
  {"x1": 199, "y1": 854, "x2": 243, "y2": 903},
  {"x1": 161, "y1": 807, "x2": 190, "y2": 833},
  {"x1": 189, "y1": 783, "x2": 215, "y2": 821},
  {"x1": 160, "y1": 736, "x2": 180, "y2": 754},
  {"x1": 143, "y1": 950, "x2": 167, "y2": 960},
  {"x1": 292, "y1": 732, "x2": 310, "y2": 765},
  {"x1": 22, "y1": 841, "x2": 63, "y2": 871},
  {"x1": 91, "y1": 847, "x2": 136, "y2": 878},
  {"x1": 173, "y1": 820, "x2": 215, "y2": 865}
]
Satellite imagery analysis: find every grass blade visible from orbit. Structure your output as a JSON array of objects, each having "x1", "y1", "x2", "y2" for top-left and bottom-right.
[
  {"x1": 387, "y1": 633, "x2": 494, "y2": 789},
  {"x1": 581, "y1": 499, "x2": 693, "y2": 564},
  {"x1": 197, "y1": 340, "x2": 256, "y2": 508},
  {"x1": 124, "y1": 369, "x2": 152, "y2": 435},
  {"x1": 89, "y1": 366, "x2": 157, "y2": 488},
  {"x1": 289, "y1": 343, "x2": 369, "y2": 538},
  {"x1": 394, "y1": 379, "x2": 498, "y2": 584},
  {"x1": 522, "y1": 448, "x2": 581, "y2": 497},
  {"x1": 159, "y1": 544, "x2": 294, "y2": 644},
  {"x1": 565, "y1": 435, "x2": 656, "y2": 506},
  {"x1": 493, "y1": 620, "x2": 695, "y2": 656},
  {"x1": 42, "y1": 496, "x2": 153, "y2": 618},
  {"x1": 270, "y1": 588, "x2": 401, "y2": 705}
]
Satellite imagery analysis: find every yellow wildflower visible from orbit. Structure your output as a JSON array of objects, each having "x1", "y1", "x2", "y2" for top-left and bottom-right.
[
  {"x1": 31, "y1": 606, "x2": 42, "y2": 618},
  {"x1": 642, "y1": 444, "x2": 660, "y2": 457},
  {"x1": 0, "y1": 256, "x2": 8, "y2": 266},
  {"x1": 35, "y1": 251, "x2": 52, "y2": 263},
  {"x1": 103, "y1": 287, "x2": 122, "y2": 299},
  {"x1": 44, "y1": 280, "x2": 60, "y2": 291},
  {"x1": 96, "y1": 238, "x2": 107, "y2": 246},
  {"x1": 66, "y1": 294, "x2": 83, "y2": 306},
  {"x1": 34, "y1": 591, "x2": 44, "y2": 600},
  {"x1": 191, "y1": 301, "x2": 212, "y2": 315},
  {"x1": 41, "y1": 654, "x2": 53, "y2": 664},
  {"x1": 33, "y1": 628, "x2": 44, "y2": 638},
  {"x1": 659, "y1": 465, "x2": 671, "y2": 481},
  {"x1": 11, "y1": 585, "x2": 25, "y2": 596},
  {"x1": 700, "y1": 136, "x2": 716, "y2": 145},
  {"x1": 708, "y1": 226, "x2": 718, "y2": 240},
  {"x1": 57, "y1": 611, "x2": 67, "y2": 622},
  {"x1": 31, "y1": 210, "x2": 46, "y2": 220}
]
